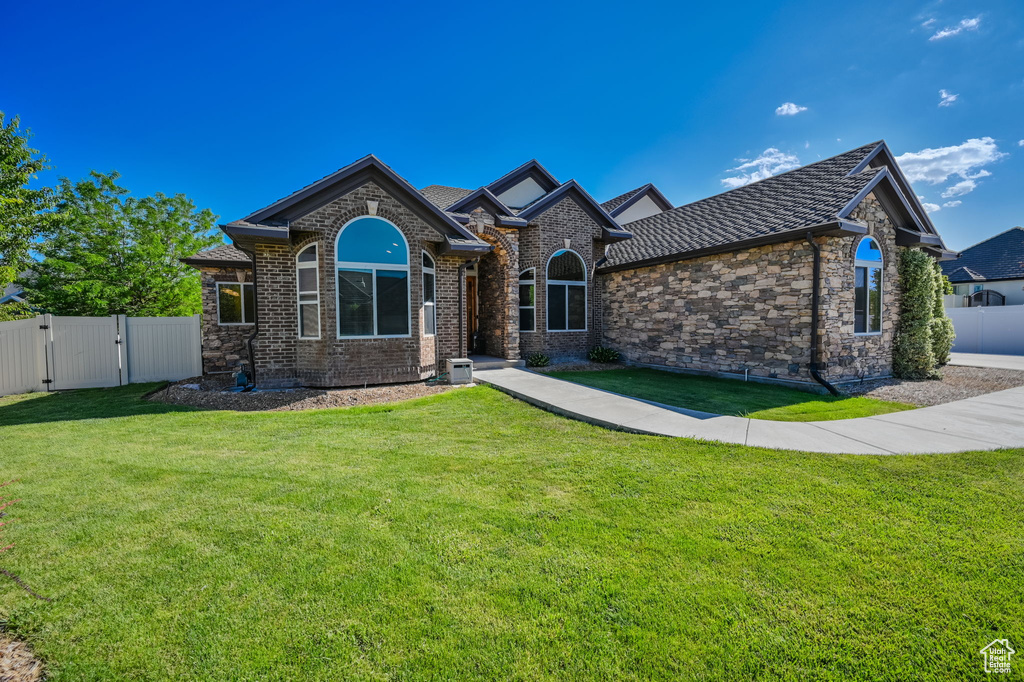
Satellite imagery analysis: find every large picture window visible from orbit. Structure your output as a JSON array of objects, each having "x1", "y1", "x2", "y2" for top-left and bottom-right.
[
  {"x1": 336, "y1": 217, "x2": 410, "y2": 337},
  {"x1": 422, "y1": 251, "x2": 436, "y2": 336},
  {"x1": 217, "y1": 282, "x2": 254, "y2": 325},
  {"x1": 854, "y1": 236, "x2": 883, "y2": 334},
  {"x1": 546, "y1": 249, "x2": 586, "y2": 332},
  {"x1": 296, "y1": 244, "x2": 320, "y2": 339},
  {"x1": 519, "y1": 268, "x2": 536, "y2": 332}
]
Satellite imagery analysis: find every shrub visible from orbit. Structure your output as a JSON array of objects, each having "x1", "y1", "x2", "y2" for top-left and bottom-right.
[
  {"x1": 526, "y1": 353, "x2": 550, "y2": 368},
  {"x1": 930, "y1": 261, "x2": 955, "y2": 366},
  {"x1": 893, "y1": 249, "x2": 939, "y2": 379},
  {"x1": 0, "y1": 301, "x2": 33, "y2": 322},
  {"x1": 587, "y1": 346, "x2": 620, "y2": 363}
]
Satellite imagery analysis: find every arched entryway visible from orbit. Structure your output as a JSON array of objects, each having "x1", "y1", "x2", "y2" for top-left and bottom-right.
[{"x1": 466, "y1": 227, "x2": 519, "y2": 361}]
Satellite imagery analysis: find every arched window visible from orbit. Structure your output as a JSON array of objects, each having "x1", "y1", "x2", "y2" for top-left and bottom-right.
[
  {"x1": 296, "y1": 244, "x2": 320, "y2": 339},
  {"x1": 336, "y1": 217, "x2": 410, "y2": 337},
  {"x1": 422, "y1": 251, "x2": 436, "y2": 336},
  {"x1": 519, "y1": 268, "x2": 536, "y2": 332},
  {"x1": 854, "y1": 236, "x2": 883, "y2": 334},
  {"x1": 546, "y1": 249, "x2": 586, "y2": 331}
]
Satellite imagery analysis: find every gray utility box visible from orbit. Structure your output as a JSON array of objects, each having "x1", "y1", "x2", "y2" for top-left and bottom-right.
[{"x1": 446, "y1": 358, "x2": 473, "y2": 385}]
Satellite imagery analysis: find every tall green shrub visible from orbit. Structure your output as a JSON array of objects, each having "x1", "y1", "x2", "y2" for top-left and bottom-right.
[
  {"x1": 893, "y1": 249, "x2": 939, "y2": 379},
  {"x1": 930, "y1": 261, "x2": 955, "y2": 366}
]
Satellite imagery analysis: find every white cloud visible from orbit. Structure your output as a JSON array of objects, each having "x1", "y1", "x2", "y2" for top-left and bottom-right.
[
  {"x1": 941, "y1": 179, "x2": 977, "y2": 198},
  {"x1": 721, "y1": 148, "x2": 801, "y2": 188},
  {"x1": 921, "y1": 18, "x2": 937, "y2": 28},
  {"x1": 929, "y1": 16, "x2": 981, "y2": 41},
  {"x1": 804, "y1": 141, "x2": 810, "y2": 149},
  {"x1": 938, "y1": 89, "x2": 959, "y2": 107},
  {"x1": 895, "y1": 138, "x2": 1005, "y2": 189},
  {"x1": 775, "y1": 102, "x2": 808, "y2": 116},
  {"x1": 1019, "y1": 139, "x2": 1024, "y2": 147},
  {"x1": 921, "y1": 201, "x2": 941, "y2": 213},
  {"x1": 943, "y1": 200, "x2": 962, "y2": 208}
]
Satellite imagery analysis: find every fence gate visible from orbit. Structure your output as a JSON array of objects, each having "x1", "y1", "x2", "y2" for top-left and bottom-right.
[
  {"x1": 0, "y1": 315, "x2": 49, "y2": 396},
  {"x1": 46, "y1": 315, "x2": 122, "y2": 390}
]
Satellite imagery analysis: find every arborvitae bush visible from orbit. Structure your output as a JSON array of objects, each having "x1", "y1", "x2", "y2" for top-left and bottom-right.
[
  {"x1": 930, "y1": 261, "x2": 956, "y2": 366},
  {"x1": 893, "y1": 249, "x2": 940, "y2": 379}
]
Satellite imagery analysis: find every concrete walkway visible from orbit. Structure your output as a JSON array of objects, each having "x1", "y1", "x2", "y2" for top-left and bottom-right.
[
  {"x1": 949, "y1": 352, "x2": 1024, "y2": 372},
  {"x1": 475, "y1": 367, "x2": 1024, "y2": 455}
]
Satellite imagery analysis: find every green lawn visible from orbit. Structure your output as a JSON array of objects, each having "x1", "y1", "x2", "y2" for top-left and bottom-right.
[
  {"x1": 545, "y1": 367, "x2": 916, "y2": 421},
  {"x1": 0, "y1": 384, "x2": 1020, "y2": 681}
]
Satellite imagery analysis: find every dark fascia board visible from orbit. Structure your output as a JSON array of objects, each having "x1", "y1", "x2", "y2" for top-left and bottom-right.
[
  {"x1": 445, "y1": 187, "x2": 516, "y2": 216},
  {"x1": 948, "y1": 273, "x2": 1024, "y2": 284},
  {"x1": 895, "y1": 227, "x2": 943, "y2": 248},
  {"x1": 597, "y1": 221, "x2": 866, "y2": 274},
  {"x1": 485, "y1": 159, "x2": 560, "y2": 197},
  {"x1": 181, "y1": 256, "x2": 253, "y2": 269},
  {"x1": 240, "y1": 155, "x2": 480, "y2": 243},
  {"x1": 849, "y1": 141, "x2": 940, "y2": 237},
  {"x1": 448, "y1": 210, "x2": 527, "y2": 228},
  {"x1": 441, "y1": 236, "x2": 494, "y2": 255},
  {"x1": 221, "y1": 222, "x2": 291, "y2": 241},
  {"x1": 837, "y1": 168, "x2": 929, "y2": 235},
  {"x1": 516, "y1": 180, "x2": 633, "y2": 242},
  {"x1": 608, "y1": 183, "x2": 674, "y2": 218}
]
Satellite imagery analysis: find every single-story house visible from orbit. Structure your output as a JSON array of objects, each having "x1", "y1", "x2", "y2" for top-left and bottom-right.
[
  {"x1": 941, "y1": 226, "x2": 1024, "y2": 308},
  {"x1": 183, "y1": 141, "x2": 952, "y2": 391}
]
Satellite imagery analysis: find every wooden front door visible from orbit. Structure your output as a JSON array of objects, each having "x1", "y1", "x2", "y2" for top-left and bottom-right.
[{"x1": 466, "y1": 275, "x2": 478, "y2": 353}]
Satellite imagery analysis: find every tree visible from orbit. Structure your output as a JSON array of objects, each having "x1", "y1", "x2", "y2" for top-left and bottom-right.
[
  {"x1": 24, "y1": 171, "x2": 219, "y2": 317},
  {"x1": 930, "y1": 261, "x2": 955, "y2": 366},
  {"x1": 893, "y1": 249, "x2": 940, "y2": 380},
  {"x1": 0, "y1": 112, "x2": 53, "y2": 286}
]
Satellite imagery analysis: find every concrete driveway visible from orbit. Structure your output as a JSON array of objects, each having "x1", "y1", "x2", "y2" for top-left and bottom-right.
[{"x1": 949, "y1": 352, "x2": 1024, "y2": 371}]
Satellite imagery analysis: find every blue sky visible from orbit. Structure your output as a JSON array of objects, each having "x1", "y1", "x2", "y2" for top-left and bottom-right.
[{"x1": 5, "y1": 0, "x2": 1022, "y2": 250}]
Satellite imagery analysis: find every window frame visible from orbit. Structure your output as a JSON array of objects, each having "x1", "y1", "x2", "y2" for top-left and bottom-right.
[
  {"x1": 422, "y1": 250, "x2": 436, "y2": 337},
  {"x1": 519, "y1": 268, "x2": 536, "y2": 333},
  {"x1": 545, "y1": 249, "x2": 587, "y2": 333},
  {"x1": 296, "y1": 243, "x2": 321, "y2": 340},
  {"x1": 853, "y1": 236, "x2": 883, "y2": 336},
  {"x1": 335, "y1": 216, "x2": 411, "y2": 339},
  {"x1": 215, "y1": 281, "x2": 255, "y2": 326}
]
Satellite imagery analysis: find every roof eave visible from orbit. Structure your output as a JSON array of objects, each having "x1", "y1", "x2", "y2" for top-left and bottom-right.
[
  {"x1": 221, "y1": 222, "x2": 291, "y2": 242},
  {"x1": 518, "y1": 180, "x2": 630, "y2": 240}
]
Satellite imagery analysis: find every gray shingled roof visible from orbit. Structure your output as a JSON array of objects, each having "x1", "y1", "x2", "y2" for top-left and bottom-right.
[
  {"x1": 420, "y1": 185, "x2": 473, "y2": 210},
  {"x1": 604, "y1": 142, "x2": 883, "y2": 269},
  {"x1": 182, "y1": 243, "x2": 252, "y2": 267},
  {"x1": 601, "y1": 187, "x2": 644, "y2": 212},
  {"x1": 940, "y1": 227, "x2": 1024, "y2": 282}
]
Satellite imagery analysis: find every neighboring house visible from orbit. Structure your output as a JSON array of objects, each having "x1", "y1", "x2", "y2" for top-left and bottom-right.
[
  {"x1": 184, "y1": 141, "x2": 951, "y2": 390},
  {"x1": 941, "y1": 226, "x2": 1024, "y2": 308},
  {"x1": 1, "y1": 274, "x2": 28, "y2": 305}
]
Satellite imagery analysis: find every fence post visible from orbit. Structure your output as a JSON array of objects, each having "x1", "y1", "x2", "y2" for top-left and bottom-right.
[{"x1": 116, "y1": 314, "x2": 127, "y2": 386}]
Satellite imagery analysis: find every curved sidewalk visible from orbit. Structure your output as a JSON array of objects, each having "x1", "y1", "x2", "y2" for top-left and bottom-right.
[{"x1": 474, "y1": 367, "x2": 1024, "y2": 454}]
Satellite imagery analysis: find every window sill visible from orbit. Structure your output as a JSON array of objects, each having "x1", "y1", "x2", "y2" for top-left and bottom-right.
[
  {"x1": 854, "y1": 332, "x2": 883, "y2": 337},
  {"x1": 218, "y1": 322, "x2": 254, "y2": 327},
  {"x1": 337, "y1": 334, "x2": 413, "y2": 340}
]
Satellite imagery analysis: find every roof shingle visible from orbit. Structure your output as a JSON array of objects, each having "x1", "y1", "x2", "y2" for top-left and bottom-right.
[
  {"x1": 940, "y1": 227, "x2": 1024, "y2": 282},
  {"x1": 182, "y1": 243, "x2": 252, "y2": 267}
]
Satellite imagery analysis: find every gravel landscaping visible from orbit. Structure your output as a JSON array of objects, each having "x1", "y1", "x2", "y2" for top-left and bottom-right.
[
  {"x1": 844, "y1": 365, "x2": 1024, "y2": 406},
  {"x1": 150, "y1": 376, "x2": 458, "y2": 412},
  {"x1": 0, "y1": 637, "x2": 43, "y2": 682}
]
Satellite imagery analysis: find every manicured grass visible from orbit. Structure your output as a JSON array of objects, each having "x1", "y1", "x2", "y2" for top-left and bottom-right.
[
  {"x1": 545, "y1": 367, "x2": 916, "y2": 421},
  {"x1": 0, "y1": 384, "x2": 1020, "y2": 680}
]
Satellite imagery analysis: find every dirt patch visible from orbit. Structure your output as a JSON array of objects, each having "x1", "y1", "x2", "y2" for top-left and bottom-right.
[
  {"x1": 150, "y1": 376, "x2": 460, "y2": 412},
  {"x1": 0, "y1": 636, "x2": 43, "y2": 682},
  {"x1": 844, "y1": 365, "x2": 1024, "y2": 406}
]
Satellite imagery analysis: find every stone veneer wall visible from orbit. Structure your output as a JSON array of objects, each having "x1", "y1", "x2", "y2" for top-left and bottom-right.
[
  {"x1": 471, "y1": 219, "x2": 520, "y2": 360},
  {"x1": 600, "y1": 193, "x2": 904, "y2": 386},
  {"x1": 518, "y1": 196, "x2": 605, "y2": 359},
  {"x1": 198, "y1": 266, "x2": 252, "y2": 374}
]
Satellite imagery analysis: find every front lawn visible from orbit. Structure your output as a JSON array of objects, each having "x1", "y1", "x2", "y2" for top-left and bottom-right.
[
  {"x1": 545, "y1": 367, "x2": 915, "y2": 421},
  {"x1": 0, "y1": 384, "x2": 1019, "y2": 680}
]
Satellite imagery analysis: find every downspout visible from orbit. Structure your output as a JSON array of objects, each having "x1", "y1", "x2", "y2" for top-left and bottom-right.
[
  {"x1": 234, "y1": 242, "x2": 259, "y2": 391},
  {"x1": 458, "y1": 257, "x2": 480, "y2": 358},
  {"x1": 805, "y1": 232, "x2": 841, "y2": 396}
]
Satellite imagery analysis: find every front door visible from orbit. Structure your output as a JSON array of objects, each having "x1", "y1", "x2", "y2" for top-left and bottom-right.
[{"x1": 466, "y1": 275, "x2": 478, "y2": 353}]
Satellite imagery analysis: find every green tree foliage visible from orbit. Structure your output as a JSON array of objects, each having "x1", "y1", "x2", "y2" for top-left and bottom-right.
[
  {"x1": 0, "y1": 112, "x2": 53, "y2": 286},
  {"x1": 930, "y1": 261, "x2": 956, "y2": 366},
  {"x1": 0, "y1": 301, "x2": 33, "y2": 322},
  {"x1": 893, "y1": 249, "x2": 940, "y2": 379},
  {"x1": 24, "y1": 172, "x2": 219, "y2": 317}
]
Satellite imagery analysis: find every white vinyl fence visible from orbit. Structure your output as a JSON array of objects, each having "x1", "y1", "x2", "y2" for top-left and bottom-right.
[
  {"x1": 0, "y1": 314, "x2": 201, "y2": 396},
  {"x1": 946, "y1": 305, "x2": 1024, "y2": 355}
]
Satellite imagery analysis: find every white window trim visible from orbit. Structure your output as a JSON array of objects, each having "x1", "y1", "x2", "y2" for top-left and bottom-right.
[
  {"x1": 215, "y1": 281, "x2": 254, "y2": 326},
  {"x1": 518, "y1": 268, "x2": 536, "y2": 333},
  {"x1": 546, "y1": 249, "x2": 588, "y2": 333},
  {"x1": 296, "y1": 244, "x2": 321, "y2": 340},
  {"x1": 334, "y1": 216, "x2": 412, "y2": 339},
  {"x1": 422, "y1": 250, "x2": 436, "y2": 337},
  {"x1": 854, "y1": 236, "x2": 883, "y2": 337}
]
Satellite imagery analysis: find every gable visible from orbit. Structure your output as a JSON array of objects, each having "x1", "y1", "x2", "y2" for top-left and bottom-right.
[
  {"x1": 615, "y1": 194, "x2": 665, "y2": 224},
  {"x1": 485, "y1": 159, "x2": 560, "y2": 209},
  {"x1": 496, "y1": 177, "x2": 547, "y2": 209},
  {"x1": 517, "y1": 180, "x2": 632, "y2": 243}
]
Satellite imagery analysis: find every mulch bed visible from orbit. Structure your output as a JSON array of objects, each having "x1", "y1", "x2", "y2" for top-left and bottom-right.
[
  {"x1": 844, "y1": 365, "x2": 1024, "y2": 406},
  {"x1": 0, "y1": 637, "x2": 43, "y2": 682},
  {"x1": 150, "y1": 375, "x2": 459, "y2": 412}
]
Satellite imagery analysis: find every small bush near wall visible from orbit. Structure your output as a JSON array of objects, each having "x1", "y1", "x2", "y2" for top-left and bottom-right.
[
  {"x1": 526, "y1": 353, "x2": 551, "y2": 368},
  {"x1": 930, "y1": 261, "x2": 956, "y2": 366},
  {"x1": 893, "y1": 249, "x2": 940, "y2": 380},
  {"x1": 587, "y1": 346, "x2": 620, "y2": 363}
]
